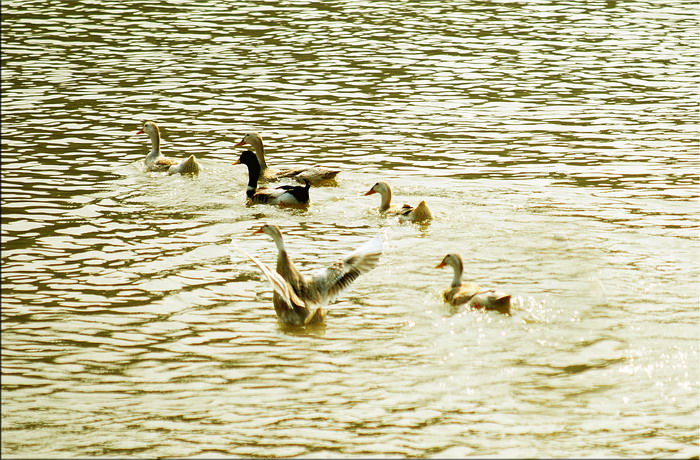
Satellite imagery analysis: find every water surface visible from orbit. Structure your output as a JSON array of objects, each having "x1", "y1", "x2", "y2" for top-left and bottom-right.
[{"x1": 2, "y1": 0, "x2": 699, "y2": 458}]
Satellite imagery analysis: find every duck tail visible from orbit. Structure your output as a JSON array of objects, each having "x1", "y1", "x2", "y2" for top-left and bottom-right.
[
  {"x1": 493, "y1": 295, "x2": 512, "y2": 315},
  {"x1": 323, "y1": 169, "x2": 341, "y2": 180},
  {"x1": 169, "y1": 155, "x2": 201, "y2": 175},
  {"x1": 409, "y1": 201, "x2": 433, "y2": 222}
]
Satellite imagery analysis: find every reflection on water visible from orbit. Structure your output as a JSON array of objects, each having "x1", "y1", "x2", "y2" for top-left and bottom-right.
[{"x1": 2, "y1": 0, "x2": 698, "y2": 458}]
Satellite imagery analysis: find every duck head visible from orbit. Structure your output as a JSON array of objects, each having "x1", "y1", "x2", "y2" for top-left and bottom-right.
[
  {"x1": 233, "y1": 132, "x2": 266, "y2": 169},
  {"x1": 234, "y1": 132, "x2": 263, "y2": 149},
  {"x1": 363, "y1": 181, "x2": 391, "y2": 197},
  {"x1": 232, "y1": 150, "x2": 259, "y2": 167},
  {"x1": 435, "y1": 253, "x2": 463, "y2": 270},
  {"x1": 253, "y1": 223, "x2": 286, "y2": 251},
  {"x1": 364, "y1": 181, "x2": 393, "y2": 212},
  {"x1": 436, "y1": 253, "x2": 464, "y2": 287},
  {"x1": 253, "y1": 223, "x2": 281, "y2": 237},
  {"x1": 136, "y1": 120, "x2": 159, "y2": 136},
  {"x1": 233, "y1": 150, "x2": 263, "y2": 192}
]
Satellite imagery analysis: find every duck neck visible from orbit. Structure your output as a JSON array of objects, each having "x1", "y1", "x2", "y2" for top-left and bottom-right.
[
  {"x1": 250, "y1": 136, "x2": 268, "y2": 171},
  {"x1": 450, "y1": 259, "x2": 464, "y2": 287},
  {"x1": 145, "y1": 127, "x2": 161, "y2": 160},
  {"x1": 272, "y1": 235, "x2": 288, "y2": 267},
  {"x1": 378, "y1": 187, "x2": 392, "y2": 212},
  {"x1": 244, "y1": 159, "x2": 261, "y2": 197}
]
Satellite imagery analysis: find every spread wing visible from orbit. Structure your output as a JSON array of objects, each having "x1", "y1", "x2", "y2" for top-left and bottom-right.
[
  {"x1": 310, "y1": 231, "x2": 385, "y2": 304},
  {"x1": 234, "y1": 244, "x2": 300, "y2": 310}
]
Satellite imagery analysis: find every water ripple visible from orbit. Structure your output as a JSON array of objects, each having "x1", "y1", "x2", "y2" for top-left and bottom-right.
[{"x1": 2, "y1": 0, "x2": 698, "y2": 458}]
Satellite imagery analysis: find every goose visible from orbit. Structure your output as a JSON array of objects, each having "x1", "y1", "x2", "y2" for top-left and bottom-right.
[
  {"x1": 239, "y1": 224, "x2": 384, "y2": 326},
  {"x1": 233, "y1": 150, "x2": 310, "y2": 207},
  {"x1": 233, "y1": 132, "x2": 340, "y2": 186},
  {"x1": 363, "y1": 181, "x2": 433, "y2": 223},
  {"x1": 436, "y1": 253, "x2": 511, "y2": 315},
  {"x1": 136, "y1": 120, "x2": 201, "y2": 175}
]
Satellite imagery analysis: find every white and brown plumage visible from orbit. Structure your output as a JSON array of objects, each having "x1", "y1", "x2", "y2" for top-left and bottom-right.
[
  {"x1": 436, "y1": 253, "x2": 511, "y2": 315},
  {"x1": 233, "y1": 132, "x2": 340, "y2": 186},
  {"x1": 233, "y1": 150, "x2": 310, "y2": 207},
  {"x1": 363, "y1": 181, "x2": 433, "y2": 223},
  {"x1": 136, "y1": 120, "x2": 201, "y2": 175},
  {"x1": 239, "y1": 224, "x2": 384, "y2": 326}
]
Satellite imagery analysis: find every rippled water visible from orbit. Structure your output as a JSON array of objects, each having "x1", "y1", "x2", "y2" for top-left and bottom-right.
[{"x1": 2, "y1": 0, "x2": 699, "y2": 458}]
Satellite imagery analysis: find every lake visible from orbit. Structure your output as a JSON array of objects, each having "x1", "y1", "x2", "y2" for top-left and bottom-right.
[{"x1": 2, "y1": 0, "x2": 699, "y2": 457}]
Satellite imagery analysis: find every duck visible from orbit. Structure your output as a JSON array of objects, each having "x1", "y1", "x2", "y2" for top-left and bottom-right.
[
  {"x1": 233, "y1": 132, "x2": 340, "y2": 186},
  {"x1": 363, "y1": 181, "x2": 433, "y2": 223},
  {"x1": 236, "y1": 243, "x2": 325, "y2": 326},
  {"x1": 435, "y1": 253, "x2": 511, "y2": 315},
  {"x1": 233, "y1": 150, "x2": 310, "y2": 207},
  {"x1": 136, "y1": 120, "x2": 201, "y2": 175},
  {"x1": 239, "y1": 224, "x2": 384, "y2": 326}
]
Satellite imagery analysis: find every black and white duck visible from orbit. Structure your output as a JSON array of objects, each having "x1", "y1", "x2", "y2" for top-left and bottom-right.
[
  {"x1": 233, "y1": 150, "x2": 310, "y2": 208},
  {"x1": 233, "y1": 132, "x2": 340, "y2": 186}
]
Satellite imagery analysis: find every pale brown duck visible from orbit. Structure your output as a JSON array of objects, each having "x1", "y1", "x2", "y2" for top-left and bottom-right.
[
  {"x1": 364, "y1": 181, "x2": 433, "y2": 223},
  {"x1": 136, "y1": 120, "x2": 201, "y2": 175},
  {"x1": 239, "y1": 224, "x2": 384, "y2": 326},
  {"x1": 436, "y1": 253, "x2": 511, "y2": 315}
]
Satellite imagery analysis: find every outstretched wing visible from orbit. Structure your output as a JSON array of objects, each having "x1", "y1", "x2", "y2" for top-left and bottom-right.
[
  {"x1": 310, "y1": 231, "x2": 385, "y2": 304},
  {"x1": 234, "y1": 244, "x2": 296, "y2": 310}
]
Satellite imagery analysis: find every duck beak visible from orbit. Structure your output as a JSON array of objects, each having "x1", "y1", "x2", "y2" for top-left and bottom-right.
[
  {"x1": 234, "y1": 140, "x2": 247, "y2": 148},
  {"x1": 252, "y1": 228, "x2": 264, "y2": 235},
  {"x1": 231, "y1": 159, "x2": 241, "y2": 165},
  {"x1": 435, "y1": 261, "x2": 446, "y2": 269},
  {"x1": 363, "y1": 189, "x2": 376, "y2": 196},
  {"x1": 135, "y1": 129, "x2": 144, "y2": 135}
]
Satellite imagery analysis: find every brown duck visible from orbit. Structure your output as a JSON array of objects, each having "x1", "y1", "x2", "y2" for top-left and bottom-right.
[
  {"x1": 436, "y1": 253, "x2": 511, "y2": 315},
  {"x1": 364, "y1": 181, "x2": 433, "y2": 223},
  {"x1": 136, "y1": 120, "x2": 201, "y2": 175},
  {"x1": 238, "y1": 224, "x2": 384, "y2": 326}
]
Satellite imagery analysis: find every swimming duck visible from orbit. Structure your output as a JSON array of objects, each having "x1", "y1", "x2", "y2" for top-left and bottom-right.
[
  {"x1": 136, "y1": 120, "x2": 201, "y2": 175},
  {"x1": 233, "y1": 150, "x2": 310, "y2": 207},
  {"x1": 233, "y1": 132, "x2": 341, "y2": 186},
  {"x1": 240, "y1": 224, "x2": 384, "y2": 326},
  {"x1": 237, "y1": 243, "x2": 325, "y2": 326},
  {"x1": 436, "y1": 253, "x2": 511, "y2": 315},
  {"x1": 363, "y1": 181, "x2": 433, "y2": 223}
]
